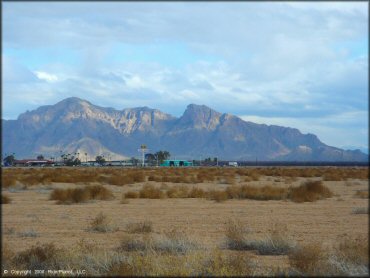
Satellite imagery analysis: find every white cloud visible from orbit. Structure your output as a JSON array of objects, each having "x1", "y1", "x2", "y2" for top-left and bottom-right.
[{"x1": 34, "y1": 71, "x2": 59, "y2": 82}]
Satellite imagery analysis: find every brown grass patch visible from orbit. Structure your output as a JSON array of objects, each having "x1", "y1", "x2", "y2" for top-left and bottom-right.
[
  {"x1": 49, "y1": 185, "x2": 113, "y2": 204},
  {"x1": 208, "y1": 190, "x2": 228, "y2": 203},
  {"x1": 126, "y1": 221, "x2": 153, "y2": 234},
  {"x1": 88, "y1": 212, "x2": 118, "y2": 233},
  {"x1": 288, "y1": 180, "x2": 333, "y2": 203},
  {"x1": 288, "y1": 243, "x2": 325, "y2": 275},
  {"x1": 139, "y1": 184, "x2": 166, "y2": 199},
  {"x1": 13, "y1": 243, "x2": 61, "y2": 269},
  {"x1": 2, "y1": 194, "x2": 12, "y2": 204},
  {"x1": 354, "y1": 190, "x2": 368, "y2": 199},
  {"x1": 124, "y1": 191, "x2": 139, "y2": 199}
]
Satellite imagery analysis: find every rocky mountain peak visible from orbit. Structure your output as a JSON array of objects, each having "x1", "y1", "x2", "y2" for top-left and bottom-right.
[
  {"x1": 178, "y1": 104, "x2": 222, "y2": 130},
  {"x1": 3, "y1": 97, "x2": 368, "y2": 161}
]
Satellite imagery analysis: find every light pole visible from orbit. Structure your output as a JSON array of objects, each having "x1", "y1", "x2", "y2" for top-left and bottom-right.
[{"x1": 138, "y1": 144, "x2": 148, "y2": 167}]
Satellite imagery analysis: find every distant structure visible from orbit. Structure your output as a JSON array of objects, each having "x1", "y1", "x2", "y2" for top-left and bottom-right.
[
  {"x1": 228, "y1": 161, "x2": 238, "y2": 167},
  {"x1": 13, "y1": 159, "x2": 54, "y2": 167},
  {"x1": 160, "y1": 160, "x2": 193, "y2": 167}
]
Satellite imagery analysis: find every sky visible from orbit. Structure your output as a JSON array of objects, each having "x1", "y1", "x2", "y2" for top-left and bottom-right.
[{"x1": 2, "y1": 1, "x2": 369, "y2": 152}]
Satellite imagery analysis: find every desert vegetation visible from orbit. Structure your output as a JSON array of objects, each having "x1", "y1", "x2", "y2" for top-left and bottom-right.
[
  {"x1": 2, "y1": 166, "x2": 368, "y2": 276},
  {"x1": 1, "y1": 194, "x2": 12, "y2": 204},
  {"x1": 49, "y1": 185, "x2": 113, "y2": 204},
  {"x1": 122, "y1": 181, "x2": 333, "y2": 203},
  {"x1": 2, "y1": 166, "x2": 368, "y2": 188},
  {"x1": 2, "y1": 221, "x2": 368, "y2": 276}
]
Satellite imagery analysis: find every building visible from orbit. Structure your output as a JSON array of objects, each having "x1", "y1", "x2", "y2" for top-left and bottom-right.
[
  {"x1": 160, "y1": 160, "x2": 193, "y2": 167},
  {"x1": 13, "y1": 159, "x2": 54, "y2": 167}
]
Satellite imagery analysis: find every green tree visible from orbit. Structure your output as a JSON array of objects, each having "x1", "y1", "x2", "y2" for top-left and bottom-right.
[
  {"x1": 37, "y1": 155, "x2": 44, "y2": 160},
  {"x1": 3, "y1": 154, "x2": 15, "y2": 166},
  {"x1": 155, "y1": 151, "x2": 170, "y2": 164},
  {"x1": 95, "y1": 155, "x2": 106, "y2": 165},
  {"x1": 145, "y1": 153, "x2": 156, "y2": 166}
]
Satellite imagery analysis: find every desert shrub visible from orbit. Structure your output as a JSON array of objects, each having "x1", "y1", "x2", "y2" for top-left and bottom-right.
[
  {"x1": 107, "y1": 175, "x2": 126, "y2": 186},
  {"x1": 167, "y1": 185, "x2": 189, "y2": 198},
  {"x1": 1, "y1": 194, "x2": 12, "y2": 204},
  {"x1": 288, "y1": 180, "x2": 333, "y2": 203},
  {"x1": 224, "y1": 219, "x2": 249, "y2": 250},
  {"x1": 126, "y1": 221, "x2": 153, "y2": 234},
  {"x1": 249, "y1": 224, "x2": 296, "y2": 255},
  {"x1": 2, "y1": 176, "x2": 17, "y2": 188},
  {"x1": 188, "y1": 187, "x2": 207, "y2": 198},
  {"x1": 208, "y1": 190, "x2": 228, "y2": 203},
  {"x1": 2, "y1": 243, "x2": 15, "y2": 270},
  {"x1": 323, "y1": 170, "x2": 345, "y2": 181},
  {"x1": 13, "y1": 243, "x2": 61, "y2": 269},
  {"x1": 249, "y1": 171, "x2": 260, "y2": 181},
  {"x1": 49, "y1": 185, "x2": 113, "y2": 204},
  {"x1": 333, "y1": 237, "x2": 369, "y2": 271},
  {"x1": 354, "y1": 190, "x2": 368, "y2": 199},
  {"x1": 139, "y1": 184, "x2": 165, "y2": 199},
  {"x1": 88, "y1": 185, "x2": 114, "y2": 200},
  {"x1": 201, "y1": 250, "x2": 254, "y2": 276},
  {"x1": 88, "y1": 212, "x2": 118, "y2": 233},
  {"x1": 131, "y1": 171, "x2": 146, "y2": 183},
  {"x1": 118, "y1": 235, "x2": 151, "y2": 252},
  {"x1": 224, "y1": 220, "x2": 295, "y2": 255},
  {"x1": 224, "y1": 185, "x2": 288, "y2": 201},
  {"x1": 124, "y1": 191, "x2": 139, "y2": 199},
  {"x1": 289, "y1": 237, "x2": 369, "y2": 276},
  {"x1": 288, "y1": 243, "x2": 325, "y2": 275},
  {"x1": 151, "y1": 234, "x2": 199, "y2": 255}
]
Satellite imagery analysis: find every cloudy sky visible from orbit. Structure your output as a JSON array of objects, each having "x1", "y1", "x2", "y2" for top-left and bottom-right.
[{"x1": 3, "y1": 2, "x2": 368, "y2": 152}]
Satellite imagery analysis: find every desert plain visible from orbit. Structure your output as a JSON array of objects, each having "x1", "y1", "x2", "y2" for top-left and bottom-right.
[{"x1": 1, "y1": 166, "x2": 368, "y2": 276}]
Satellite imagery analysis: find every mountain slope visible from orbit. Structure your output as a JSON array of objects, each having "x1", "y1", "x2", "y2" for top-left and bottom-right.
[{"x1": 2, "y1": 97, "x2": 368, "y2": 161}]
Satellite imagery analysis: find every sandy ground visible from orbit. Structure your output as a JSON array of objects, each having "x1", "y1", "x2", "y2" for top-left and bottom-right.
[{"x1": 2, "y1": 174, "x2": 368, "y2": 270}]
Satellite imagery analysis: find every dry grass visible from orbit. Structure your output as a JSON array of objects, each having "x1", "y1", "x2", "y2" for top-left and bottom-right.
[
  {"x1": 120, "y1": 195, "x2": 130, "y2": 204},
  {"x1": 126, "y1": 221, "x2": 153, "y2": 234},
  {"x1": 288, "y1": 243, "x2": 325, "y2": 275},
  {"x1": 289, "y1": 237, "x2": 369, "y2": 276},
  {"x1": 2, "y1": 167, "x2": 368, "y2": 189},
  {"x1": 12, "y1": 243, "x2": 61, "y2": 270},
  {"x1": 224, "y1": 219, "x2": 250, "y2": 250},
  {"x1": 208, "y1": 190, "x2": 229, "y2": 202},
  {"x1": 124, "y1": 191, "x2": 140, "y2": 198},
  {"x1": 354, "y1": 190, "x2": 368, "y2": 199},
  {"x1": 2, "y1": 166, "x2": 368, "y2": 276},
  {"x1": 224, "y1": 219, "x2": 296, "y2": 255},
  {"x1": 224, "y1": 184, "x2": 288, "y2": 200},
  {"x1": 139, "y1": 184, "x2": 166, "y2": 199},
  {"x1": 1, "y1": 194, "x2": 12, "y2": 204},
  {"x1": 88, "y1": 212, "x2": 118, "y2": 233},
  {"x1": 288, "y1": 180, "x2": 333, "y2": 203},
  {"x1": 49, "y1": 185, "x2": 113, "y2": 204}
]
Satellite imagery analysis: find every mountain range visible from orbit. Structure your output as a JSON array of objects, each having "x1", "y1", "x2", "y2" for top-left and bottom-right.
[{"x1": 2, "y1": 97, "x2": 368, "y2": 161}]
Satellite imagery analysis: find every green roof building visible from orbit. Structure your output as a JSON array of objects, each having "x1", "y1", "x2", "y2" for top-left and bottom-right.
[{"x1": 160, "y1": 160, "x2": 193, "y2": 167}]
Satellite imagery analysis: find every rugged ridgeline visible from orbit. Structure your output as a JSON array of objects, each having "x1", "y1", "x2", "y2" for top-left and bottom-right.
[{"x1": 2, "y1": 97, "x2": 368, "y2": 161}]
